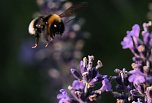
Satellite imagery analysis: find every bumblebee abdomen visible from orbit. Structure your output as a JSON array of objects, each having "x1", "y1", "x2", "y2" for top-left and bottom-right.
[
  {"x1": 50, "y1": 20, "x2": 64, "y2": 35},
  {"x1": 47, "y1": 14, "x2": 64, "y2": 37}
]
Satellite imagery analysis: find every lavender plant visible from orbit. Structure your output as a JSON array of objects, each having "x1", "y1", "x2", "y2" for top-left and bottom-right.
[
  {"x1": 57, "y1": 21, "x2": 152, "y2": 103},
  {"x1": 119, "y1": 21, "x2": 152, "y2": 103},
  {"x1": 110, "y1": 21, "x2": 152, "y2": 103},
  {"x1": 57, "y1": 55, "x2": 112, "y2": 103}
]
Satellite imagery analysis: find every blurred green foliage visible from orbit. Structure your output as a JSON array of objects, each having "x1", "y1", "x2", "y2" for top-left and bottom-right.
[{"x1": 0, "y1": 0, "x2": 151, "y2": 103}]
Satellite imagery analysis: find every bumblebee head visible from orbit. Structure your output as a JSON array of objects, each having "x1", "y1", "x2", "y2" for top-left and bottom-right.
[{"x1": 28, "y1": 16, "x2": 45, "y2": 35}]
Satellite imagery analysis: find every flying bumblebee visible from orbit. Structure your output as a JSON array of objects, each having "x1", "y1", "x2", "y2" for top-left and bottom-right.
[{"x1": 28, "y1": 2, "x2": 87, "y2": 48}]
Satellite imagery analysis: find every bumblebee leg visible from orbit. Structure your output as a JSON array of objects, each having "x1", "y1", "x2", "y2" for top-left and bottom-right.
[
  {"x1": 45, "y1": 37, "x2": 54, "y2": 47},
  {"x1": 45, "y1": 34, "x2": 50, "y2": 48},
  {"x1": 45, "y1": 42, "x2": 49, "y2": 48},
  {"x1": 44, "y1": 32, "x2": 53, "y2": 48},
  {"x1": 32, "y1": 34, "x2": 39, "y2": 48},
  {"x1": 32, "y1": 44, "x2": 37, "y2": 48}
]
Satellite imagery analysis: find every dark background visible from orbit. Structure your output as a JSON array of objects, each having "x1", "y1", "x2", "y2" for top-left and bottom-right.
[{"x1": 0, "y1": 0, "x2": 151, "y2": 103}]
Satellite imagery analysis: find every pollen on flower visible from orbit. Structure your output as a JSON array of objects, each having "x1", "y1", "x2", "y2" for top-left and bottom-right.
[
  {"x1": 89, "y1": 94, "x2": 97, "y2": 102},
  {"x1": 131, "y1": 63, "x2": 138, "y2": 69},
  {"x1": 116, "y1": 99, "x2": 124, "y2": 103},
  {"x1": 82, "y1": 72, "x2": 89, "y2": 77},
  {"x1": 68, "y1": 85, "x2": 72, "y2": 90},
  {"x1": 96, "y1": 60, "x2": 103, "y2": 69},
  {"x1": 137, "y1": 45, "x2": 145, "y2": 52},
  {"x1": 143, "y1": 66, "x2": 149, "y2": 74}
]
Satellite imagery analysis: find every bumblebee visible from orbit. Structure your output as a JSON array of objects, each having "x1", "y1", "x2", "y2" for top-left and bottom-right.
[{"x1": 28, "y1": 2, "x2": 87, "y2": 48}]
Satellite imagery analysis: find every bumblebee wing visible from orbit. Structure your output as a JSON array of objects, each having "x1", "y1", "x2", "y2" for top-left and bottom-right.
[{"x1": 59, "y1": 2, "x2": 88, "y2": 17}]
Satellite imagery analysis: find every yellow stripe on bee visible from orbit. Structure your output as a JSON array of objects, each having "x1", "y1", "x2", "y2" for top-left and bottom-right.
[
  {"x1": 48, "y1": 14, "x2": 61, "y2": 24},
  {"x1": 47, "y1": 14, "x2": 61, "y2": 33}
]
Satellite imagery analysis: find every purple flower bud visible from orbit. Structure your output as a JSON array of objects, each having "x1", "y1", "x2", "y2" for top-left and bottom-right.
[
  {"x1": 100, "y1": 77, "x2": 112, "y2": 92},
  {"x1": 128, "y1": 69, "x2": 145, "y2": 84},
  {"x1": 80, "y1": 60, "x2": 87, "y2": 74},
  {"x1": 121, "y1": 35, "x2": 134, "y2": 49},
  {"x1": 121, "y1": 24, "x2": 140, "y2": 49},
  {"x1": 142, "y1": 32, "x2": 151, "y2": 45},
  {"x1": 57, "y1": 89, "x2": 70, "y2": 103},
  {"x1": 129, "y1": 24, "x2": 140, "y2": 37},
  {"x1": 71, "y1": 69, "x2": 82, "y2": 80},
  {"x1": 89, "y1": 75, "x2": 102, "y2": 86},
  {"x1": 146, "y1": 76, "x2": 152, "y2": 83}
]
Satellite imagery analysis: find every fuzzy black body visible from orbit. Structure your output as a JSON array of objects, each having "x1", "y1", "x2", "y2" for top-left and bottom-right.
[
  {"x1": 32, "y1": 14, "x2": 64, "y2": 38},
  {"x1": 33, "y1": 16, "x2": 45, "y2": 34}
]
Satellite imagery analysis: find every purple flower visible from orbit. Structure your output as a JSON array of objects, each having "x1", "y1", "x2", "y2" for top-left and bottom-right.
[
  {"x1": 121, "y1": 35, "x2": 134, "y2": 49},
  {"x1": 142, "y1": 22, "x2": 152, "y2": 47},
  {"x1": 71, "y1": 69, "x2": 81, "y2": 80},
  {"x1": 129, "y1": 24, "x2": 140, "y2": 37},
  {"x1": 121, "y1": 24, "x2": 140, "y2": 49},
  {"x1": 142, "y1": 22, "x2": 152, "y2": 45},
  {"x1": 57, "y1": 89, "x2": 70, "y2": 103},
  {"x1": 79, "y1": 58, "x2": 87, "y2": 74},
  {"x1": 100, "y1": 76, "x2": 112, "y2": 92},
  {"x1": 72, "y1": 80, "x2": 85, "y2": 90},
  {"x1": 128, "y1": 69, "x2": 145, "y2": 84},
  {"x1": 89, "y1": 75, "x2": 102, "y2": 86},
  {"x1": 142, "y1": 23, "x2": 152, "y2": 47},
  {"x1": 142, "y1": 32, "x2": 151, "y2": 45}
]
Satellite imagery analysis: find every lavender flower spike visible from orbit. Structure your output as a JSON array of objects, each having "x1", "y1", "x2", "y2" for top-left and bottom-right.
[
  {"x1": 119, "y1": 22, "x2": 152, "y2": 103},
  {"x1": 57, "y1": 55, "x2": 112, "y2": 103}
]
